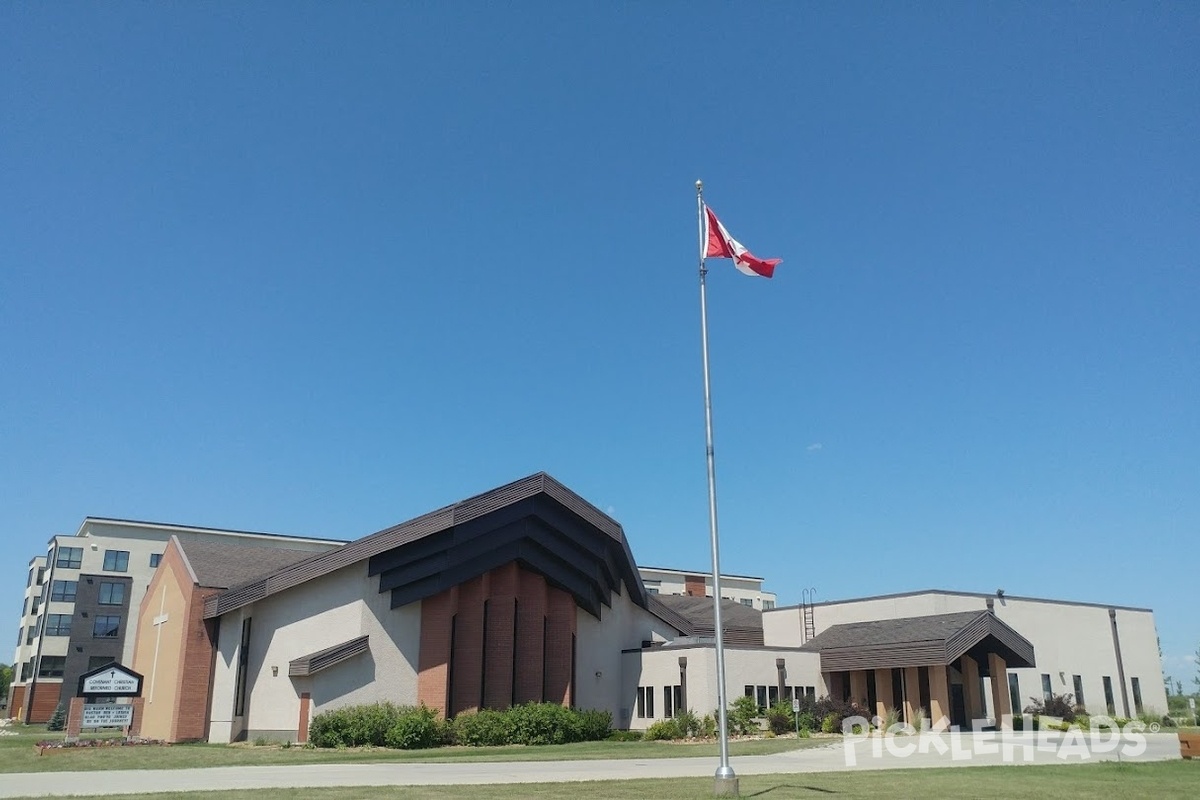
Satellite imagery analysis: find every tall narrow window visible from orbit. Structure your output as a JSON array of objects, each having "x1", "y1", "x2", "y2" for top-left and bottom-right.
[
  {"x1": 234, "y1": 618, "x2": 252, "y2": 716},
  {"x1": 1073, "y1": 675, "x2": 1085, "y2": 710},
  {"x1": 636, "y1": 687, "x2": 646, "y2": 718},
  {"x1": 149, "y1": 553, "x2": 162, "y2": 568},
  {"x1": 1041, "y1": 674, "x2": 1053, "y2": 700},
  {"x1": 1131, "y1": 678, "x2": 1143, "y2": 715},
  {"x1": 663, "y1": 686, "x2": 674, "y2": 718},
  {"x1": 1008, "y1": 673, "x2": 1021, "y2": 716},
  {"x1": 1102, "y1": 676, "x2": 1116, "y2": 715}
]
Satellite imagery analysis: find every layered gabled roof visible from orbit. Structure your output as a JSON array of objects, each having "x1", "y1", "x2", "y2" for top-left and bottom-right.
[
  {"x1": 650, "y1": 595, "x2": 765, "y2": 646},
  {"x1": 177, "y1": 539, "x2": 323, "y2": 590},
  {"x1": 800, "y1": 610, "x2": 1035, "y2": 672},
  {"x1": 204, "y1": 473, "x2": 647, "y2": 620}
]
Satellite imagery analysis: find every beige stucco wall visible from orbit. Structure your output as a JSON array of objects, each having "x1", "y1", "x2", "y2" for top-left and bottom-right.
[
  {"x1": 207, "y1": 562, "x2": 421, "y2": 742},
  {"x1": 132, "y1": 567, "x2": 188, "y2": 740}
]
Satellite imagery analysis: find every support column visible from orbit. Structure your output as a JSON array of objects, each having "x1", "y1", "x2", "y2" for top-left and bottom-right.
[
  {"x1": 849, "y1": 670, "x2": 869, "y2": 708},
  {"x1": 903, "y1": 667, "x2": 921, "y2": 725},
  {"x1": 128, "y1": 698, "x2": 145, "y2": 737},
  {"x1": 928, "y1": 666, "x2": 951, "y2": 726},
  {"x1": 960, "y1": 655, "x2": 981, "y2": 729},
  {"x1": 988, "y1": 653, "x2": 1012, "y2": 729},
  {"x1": 514, "y1": 571, "x2": 546, "y2": 705},
  {"x1": 775, "y1": 659, "x2": 786, "y2": 708},
  {"x1": 874, "y1": 668, "x2": 894, "y2": 722},
  {"x1": 679, "y1": 657, "x2": 689, "y2": 715},
  {"x1": 417, "y1": 588, "x2": 456, "y2": 717},
  {"x1": 66, "y1": 697, "x2": 85, "y2": 739},
  {"x1": 483, "y1": 564, "x2": 519, "y2": 710},
  {"x1": 451, "y1": 576, "x2": 486, "y2": 716},
  {"x1": 297, "y1": 693, "x2": 311, "y2": 744}
]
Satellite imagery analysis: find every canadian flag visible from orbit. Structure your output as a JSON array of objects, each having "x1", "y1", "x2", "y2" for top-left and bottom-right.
[{"x1": 704, "y1": 206, "x2": 781, "y2": 278}]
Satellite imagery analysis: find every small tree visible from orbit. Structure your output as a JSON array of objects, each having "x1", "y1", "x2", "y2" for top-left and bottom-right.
[
  {"x1": 0, "y1": 663, "x2": 12, "y2": 703},
  {"x1": 46, "y1": 703, "x2": 66, "y2": 732},
  {"x1": 727, "y1": 695, "x2": 761, "y2": 736}
]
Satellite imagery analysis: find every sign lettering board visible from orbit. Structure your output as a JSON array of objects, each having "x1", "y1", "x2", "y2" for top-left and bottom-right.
[
  {"x1": 77, "y1": 663, "x2": 144, "y2": 698},
  {"x1": 1190, "y1": 698, "x2": 1196, "y2": 711},
  {"x1": 81, "y1": 703, "x2": 133, "y2": 729},
  {"x1": 792, "y1": 698, "x2": 800, "y2": 713}
]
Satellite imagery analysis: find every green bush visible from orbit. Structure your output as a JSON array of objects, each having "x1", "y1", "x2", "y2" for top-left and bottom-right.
[
  {"x1": 575, "y1": 708, "x2": 613, "y2": 741},
  {"x1": 701, "y1": 713, "x2": 717, "y2": 738},
  {"x1": 728, "y1": 695, "x2": 761, "y2": 736},
  {"x1": 46, "y1": 704, "x2": 66, "y2": 732},
  {"x1": 384, "y1": 707, "x2": 442, "y2": 750},
  {"x1": 796, "y1": 711, "x2": 817, "y2": 732},
  {"x1": 506, "y1": 702, "x2": 584, "y2": 746},
  {"x1": 451, "y1": 709, "x2": 512, "y2": 747},
  {"x1": 644, "y1": 719, "x2": 683, "y2": 740},
  {"x1": 766, "y1": 701, "x2": 794, "y2": 735},
  {"x1": 1024, "y1": 693, "x2": 1077, "y2": 722},
  {"x1": 309, "y1": 702, "x2": 428, "y2": 748},
  {"x1": 820, "y1": 713, "x2": 838, "y2": 734},
  {"x1": 607, "y1": 729, "x2": 643, "y2": 742}
]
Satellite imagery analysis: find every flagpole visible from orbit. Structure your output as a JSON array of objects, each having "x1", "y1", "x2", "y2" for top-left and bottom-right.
[{"x1": 696, "y1": 179, "x2": 738, "y2": 797}]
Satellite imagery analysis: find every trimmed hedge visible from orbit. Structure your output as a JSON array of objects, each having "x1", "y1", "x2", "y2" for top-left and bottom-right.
[{"x1": 309, "y1": 702, "x2": 611, "y2": 749}]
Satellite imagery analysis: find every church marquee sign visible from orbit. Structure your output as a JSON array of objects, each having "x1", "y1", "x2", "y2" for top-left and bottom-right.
[{"x1": 77, "y1": 662, "x2": 144, "y2": 698}]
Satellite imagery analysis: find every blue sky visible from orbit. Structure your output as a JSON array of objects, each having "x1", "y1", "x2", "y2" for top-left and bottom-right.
[{"x1": 2, "y1": 4, "x2": 1197, "y2": 684}]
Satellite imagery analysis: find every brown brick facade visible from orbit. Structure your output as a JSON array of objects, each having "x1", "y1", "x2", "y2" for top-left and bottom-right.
[
  {"x1": 684, "y1": 575, "x2": 706, "y2": 597},
  {"x1": 418, "y1": 562, "x2": 577, "y2": 718},
  {"x1": 7, "y1": 685, "x2": 26, "y2": 720},
  {"x1": 28, "y1": 680, "x2": 61, "y2": 723}
]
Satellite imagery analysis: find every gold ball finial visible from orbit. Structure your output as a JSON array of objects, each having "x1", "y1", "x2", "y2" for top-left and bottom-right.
[{"x1": 695, "y1": 180, "x2": 703, "y2": 189}]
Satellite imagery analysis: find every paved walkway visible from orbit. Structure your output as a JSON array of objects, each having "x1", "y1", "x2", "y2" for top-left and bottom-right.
[{"x1": 1, "y1": 733, "x2": 1183, "y2": 798}]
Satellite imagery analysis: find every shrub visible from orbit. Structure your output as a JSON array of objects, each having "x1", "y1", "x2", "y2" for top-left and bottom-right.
[
  {"x1": 820, "y1": 713, "x2": 838, "y2": 733},
  {"x1": 766, "y1": 701, "x2": 794, "y2": 735},
  {"x1": 309, "y1": 702, "x2": 419, "y2": 748},
  {"x1": 384, "y1": 707, "x2": 441, "y2": 750},
  {"x1": 814, "y1": 696, "x2": 872, "y2": 731},
  {"x1": 46, "y1": 704, "x2": 66, "y2": 732},
  {"x1": 700, "y1": 713, "x2": 717, "y2": 738},
  {"x1": 506, "y1": 702, "x2": 583, "y2": 746},
  {"x1": 575, "y1": 708, "x2": 613, "y2": 742},
  {"x1": 451, "y1": 709, "x2": 512, "y2": 747},
  {"x1": 878, "y1": 706, "x2": 902, "y2": 732},
  {"x1": 607, "y1": 729, "x2": 643, "y2": 742},
  {"x1": 728, "y1": 695, "x2": 762, "y2": 736},
  {"x1": 796, "y1": 711, "x2": 817, "y2": 733},
  {"x1": 644, "y1": 719, "x2": 683, "y2": 741},
  {"x1": 1024, "y1": 693, "x2": 1076, "y2": 722},
  {"x1": 674, "y1": 709, "x2": 702, "y2": 738}
]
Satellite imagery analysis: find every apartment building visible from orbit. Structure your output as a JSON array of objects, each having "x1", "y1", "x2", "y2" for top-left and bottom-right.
[{"x1": 637, "y1": 566, "x2": 777, "y2": 610}]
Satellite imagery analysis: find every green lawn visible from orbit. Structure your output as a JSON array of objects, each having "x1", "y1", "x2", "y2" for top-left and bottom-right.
[
  {"x1": 0, "y1": 724, "x2": 829, "y2": 774},
  {"x1": 3, "y1": 761, "x2": 1197, "y2": 800}
]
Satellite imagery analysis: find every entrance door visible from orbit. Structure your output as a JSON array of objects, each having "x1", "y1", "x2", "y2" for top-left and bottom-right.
[{"x1": 950, "y1": 684, "x2": 966, "y2": 729}]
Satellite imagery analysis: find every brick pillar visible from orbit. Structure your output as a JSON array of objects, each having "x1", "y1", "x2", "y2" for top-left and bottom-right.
[
  {"x1": 66, "y1": 697, "x2": 85, "y2": 739},
  {"x1": 928, "y1": 666, "x2": 951, "y2": 726},
  {"x1": 417, "y1": 588, "x2": 456, "y2": 717},
  {"x1": 988, "y1": 653, "x2": 1012, "y2": 729},
  {"x1": 874, "y1": 668, "x2": 894, "y2": 722},
  {"x1": 297, "y1": 693, "x2": 311, "y2": 743},
  {"x1": 451, "y1": 576, "x2": 486, "y2": 716},
  {"x1": 128, "y1": 698, "x2": 144, "y2": 737},
  {"x1": 960, "y1": 655, "x2": 982, "y2": 729},
  {"x1": 514, "y1": 570, "x2": 546, "y2": 705},
  {"x1": 543, "y1": 586, "x2": 576, "y2": 706},
  {"x1": 484, "y1": 564, "x2": 518, "y2": 710},
  {"x1": 903, "y1": 667, "x2": 922, "y2": 725}
]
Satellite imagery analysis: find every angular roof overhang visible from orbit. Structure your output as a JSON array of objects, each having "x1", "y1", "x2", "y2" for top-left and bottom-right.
[
  {"x1": 289, "y1": 635, "x2": 370, "y2": 677},
  {"x1": 800, "y1": 610, "x2": 1036, "y2": 673},
  {"x1": 204, "y1": 472, "x2": 647, "y2": 620}
]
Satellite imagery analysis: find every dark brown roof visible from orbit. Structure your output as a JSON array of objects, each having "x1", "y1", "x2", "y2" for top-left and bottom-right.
[
  {"x1": 651, "y1": 595, "x2": 765, "y2": 646},
  {"x1": 204, "y1": 472, "x2": 647, "y2": 620},
  {"x1": 289, "y1": 635, "x2": 370, "y2": 677},
  {"x1": 800, "y1": 610, "x2": 1036, "y2": 671},
  {"x1": 178, "y1": 539, "x2": 324, "y2": 589}
]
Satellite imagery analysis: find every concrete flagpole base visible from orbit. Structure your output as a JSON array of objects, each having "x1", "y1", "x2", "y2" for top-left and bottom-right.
[{"x1": 714, "y1": 776, "x2": 740, "y2": 797}]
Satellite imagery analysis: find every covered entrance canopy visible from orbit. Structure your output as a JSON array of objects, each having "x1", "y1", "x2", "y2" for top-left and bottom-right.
[{"x1": 801, "y1": 610, "x2": 1035, "y2": 729}]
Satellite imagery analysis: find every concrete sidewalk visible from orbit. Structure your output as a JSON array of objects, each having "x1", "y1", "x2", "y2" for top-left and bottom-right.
[{"x1": 0, "y1": 733, "x2": 1182, "y2": 798}]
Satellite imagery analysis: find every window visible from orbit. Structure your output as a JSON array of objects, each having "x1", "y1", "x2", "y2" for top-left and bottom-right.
[
  {"x1": 636, "y1": 686, "x2": 655, "y2": 719},
  {"x1": 22, "y1": 598, "x2": 28, "y2": 616},
  {"x1": 103, "y1": 550, "x2": 129, "y2": 572},
  {"x1": 45, "y1": 614, "x2": 72, "y2": 636},
  {"x1": 1041, "y1": 674, "x2": 1053, "y2": 700},
  {"x1": 56, "y1": 547, "x2": 82, "y2": 569},
  {"x1": 93, "y1": 614, "x2": 121, "y2": 638},
  {"x1": 149, "y1": 553, "x2": 162, "y2": 568},
  {"x1": 31, "y1": 597, "x2": 41, "y2": 614},
  {"x1": 87, "y1": 656, "x2": 114, "y2": 671},
  {"x1": 36, "y1": 567, "x2": 46, "y2": 585},
  {"x1": 51, "y1": 580, "x2": 78, "y2": 602},
  {"x1": 756, "y1": 685, "x2": 768, "y2": 711},
  {"x1": 98, "y1": 582, "x2": 126, "y2": 606},
  {"x1": 1073, "y1": 675, "x2": 1085, "y2": 710},
  {"x1": 1131, "y1": 678, "x2": 1143, "y2": 715},
  {"x1": 763, "y1": 600, "x2": 775, "y2": 610},
  {"x1": 1103, "y1": 676, "x2": 1116, "y2": 715},
  {"x1": 234, "y1": 618, "x2": 252, "y2": 716},
  {"x1": 740, "y1": 598, "x2": 754, "y2": 607},
  {"x1": 38, "y1": 656, "x2": 65, "y2": 678},
  {"x1": 25, "y1": 625, "x2": 35, "y2": 645},
  {"x1": 16, "y1": 626, "x2": 22, "y2": 646},
  {"x1": 768, "y1": 685, "x2": 779, "y2": 706},
  {"x1": 27, "y1": 567, "x2": 33, "y2": 587},
  {"x1": 1008, "y1": 673, "x2": 1021, "y2": 716}
]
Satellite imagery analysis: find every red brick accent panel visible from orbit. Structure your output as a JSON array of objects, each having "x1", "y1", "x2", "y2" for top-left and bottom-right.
[
  {"x1": 7, "y1": 685, "x2": 26, "y2": 720},
  {"x1": 417, "y1": 589, "x2": 456, "y2": 716},
  {"x1": 28, "y1": 681, "x2": 61, "y2": 723},
  {"x1": 543, "y1": 586, "x2": 576, "y2": 706},
  {"x1": 483, "y1": 563, "x2": 518, "y2": 710},
  {"x1": 66, "y1": 697, "x2": 85, "y2": 738},
  {"x1": 513, "y1": 570, "x2": 547, "y2": 706},
  {"x1": 685, "y1": 575, "x2": 706, "y2": 597},
  {"x1": 298, "y1": 693, "x2": 311, "y2": 743},
  {"x1": 129, "y1": 698, "x2": 144, "y2": 737},
  {"x1": 450, "y1": 576, "x2": 486, "y2": 717},
  {"x1": 171, "y1": 583, "x2": 221, "y2": 742}
]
